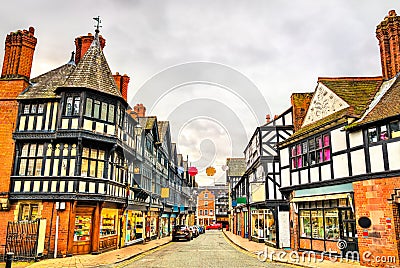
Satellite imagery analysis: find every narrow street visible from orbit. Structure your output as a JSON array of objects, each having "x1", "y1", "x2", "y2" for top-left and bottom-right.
[{"x1": 116, "y1": 230, "x2": 290, "y2": 268}]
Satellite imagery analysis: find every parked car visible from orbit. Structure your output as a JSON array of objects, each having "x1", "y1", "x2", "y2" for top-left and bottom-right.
[
  {"x1": 190, "y1": 226, "x2": 199, "y2": 238},
  {"x1": 206, "y1": 223, "x2": 222, "y2": 230},
  {"x1": 172, "y1": 225, "x2": 192, "y2": 241}
]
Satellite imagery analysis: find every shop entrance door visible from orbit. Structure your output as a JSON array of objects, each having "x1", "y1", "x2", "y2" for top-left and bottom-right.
[{"x1": 338, "y1": 208, "x2": 358, "y2": 260}]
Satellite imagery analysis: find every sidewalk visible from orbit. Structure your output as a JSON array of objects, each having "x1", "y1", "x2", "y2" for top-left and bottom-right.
[
  {"x1": 223, "y1": 229, "x2": 366, "y2": 268},
  {"x1": 0, "y1": 236, "x2": 171, "y2": 268}
]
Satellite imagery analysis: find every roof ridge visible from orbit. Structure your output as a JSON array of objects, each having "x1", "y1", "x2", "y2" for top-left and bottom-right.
[{"x1": 318, "y1": 76, "x2": 383, "y2": 82}]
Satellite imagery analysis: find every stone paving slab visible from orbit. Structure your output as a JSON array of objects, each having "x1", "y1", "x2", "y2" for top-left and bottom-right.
[
  {"x1": 0, "y1": 236, "x2": 171, "y2": 268},
  {"x1": 222, "y1": 230, "x2": 367, "y2": 268}
]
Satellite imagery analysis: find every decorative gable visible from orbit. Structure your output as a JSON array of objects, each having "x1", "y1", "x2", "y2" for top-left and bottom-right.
[{"x1": 302, "y1": 83, "x2": 349, "y2": 127}]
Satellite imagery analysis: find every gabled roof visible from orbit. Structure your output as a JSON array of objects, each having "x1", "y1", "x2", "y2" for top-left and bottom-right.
[
  {"x1": 347, "y1": 76, "x2": 400, "y2": 128},
  {"x1": 279, "y1": 77, "x2": 382, "y2": 147},
  {"x1": 18, "y1": 62, "x2": 76, "y2": 100},
  {"x1": 158, "y1": 121, "x2": 170, "y2": 142},
  {"x1": 63, "y1": 34, "x2": 123, "y2": 100},
  {"x1": 138, "y1": 116, "x2": 157, "y2": 130},
  {"x1": 318, "y1": 77, "x2": 382, "y2": 116}
]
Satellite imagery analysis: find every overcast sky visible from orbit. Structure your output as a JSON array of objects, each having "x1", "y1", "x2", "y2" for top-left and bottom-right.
[{"x1": 1, "y1": 1, "x2": 399, "y2": 185}]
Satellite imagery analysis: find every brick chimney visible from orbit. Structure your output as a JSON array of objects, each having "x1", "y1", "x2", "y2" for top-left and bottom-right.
[
  {"x1": 113, "y1": 72, "x2": 130, "y2": 101},
  {"x1": 291, "y1": 93, "x2": 313, "y2": 132},
  {"x1": 133, "y1": 104, "x2": 146, "y2": 118},
  {"x1": 74, "y1": 33, "x2": 106, "y2": 64},
  {"x1": 376, "y1": 10, "x2": 400, "y2": 80},
  {"x1": 1, "y1": 27, "x2": 37, "y2": 79}
]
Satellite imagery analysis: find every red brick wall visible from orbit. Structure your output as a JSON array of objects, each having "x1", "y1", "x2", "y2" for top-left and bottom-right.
[
  {"x1": 40, "y1": 201, "x2": 74, "y2": 257},
  {"x1": 353, "y1": 177, "x2": 400, "y2": 267},
  {"x1": 0, "y1": 79, "x2": 29, "y2": 194}
]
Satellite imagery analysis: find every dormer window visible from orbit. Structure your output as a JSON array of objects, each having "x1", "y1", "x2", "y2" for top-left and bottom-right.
[{"x1": 65, "y1": 95, "x2": 80, "y2": 116}]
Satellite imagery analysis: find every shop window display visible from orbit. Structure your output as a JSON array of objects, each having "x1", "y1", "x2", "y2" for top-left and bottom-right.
[
  {"x1": 251, "y1": 209, "x2": 276, "y2": 243},
  {"x1": 74, "y1": 215, "x2": 91, "y2": 241},
  {"x1": 101, "y1": 209, "x2": 117, "y2": 236},
  {"x1": 324, "y1": 209, "x2": 339, "y2": 240}
]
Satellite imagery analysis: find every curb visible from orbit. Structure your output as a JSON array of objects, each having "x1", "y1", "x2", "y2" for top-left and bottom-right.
[
  {"x1": 221, "y1": 230, "x2": 315, "y2": 268},
  {"x1": 113, "y1": 238, "x2": 172, "y2": 265}
]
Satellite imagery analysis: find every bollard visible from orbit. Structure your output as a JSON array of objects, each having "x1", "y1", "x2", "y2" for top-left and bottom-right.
[{"x1": 5, "y1": 252, "x2": 14, "y2": 268}]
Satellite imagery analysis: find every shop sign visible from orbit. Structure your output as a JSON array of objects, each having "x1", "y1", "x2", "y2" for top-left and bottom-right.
[
  {"x1": 161, "y1": 188, "x2": 170, "y2": 198},
  {"x1": 173, "y1": 205, "x2": 179, "y2": 212},
  {"x1": 232, "y1": 200, "x2": 237, "y2": 207},
  {"x1": 237, "y1": 197, "x2": 247, "y2": 204},
  {"x1": 242, "y1": 207, "x2": 248, "y2": 212}
]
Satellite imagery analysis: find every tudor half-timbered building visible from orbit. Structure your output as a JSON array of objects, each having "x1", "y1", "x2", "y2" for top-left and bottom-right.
[
  {"x1": 237, "y1": 109, "x2": 293, "y2": 247},
  {"x1": 10, "y1": 28, "x2": 142, "y2": 256},
  {"x1": 278, "y1": 10, "x2": 400, "y2": 264}
]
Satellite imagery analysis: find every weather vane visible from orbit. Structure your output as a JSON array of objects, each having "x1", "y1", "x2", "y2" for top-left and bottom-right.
[{"x1": 93, "y1": 16, "x2": 102, "y2": 33}]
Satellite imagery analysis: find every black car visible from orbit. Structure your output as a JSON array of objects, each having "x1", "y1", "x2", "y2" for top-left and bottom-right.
[{"x1": 172, "y1": 225, "x2": 192, "y2": 241}]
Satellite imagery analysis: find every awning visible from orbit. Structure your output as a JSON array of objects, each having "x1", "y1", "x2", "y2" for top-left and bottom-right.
[
  {"x1": 170, "y1": 213, "x2": 177, "y2": 218},
  {"x1": 161, "y1": 213, "x2": 169, "y2": 218},
  {"x1": 291, "y1": 193, "x2": 350, "y2": 203}
]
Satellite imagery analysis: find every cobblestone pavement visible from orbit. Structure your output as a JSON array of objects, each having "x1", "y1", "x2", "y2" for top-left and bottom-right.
[{"x1": 116, "y1": 230, "x2": 291, "y2": 268}]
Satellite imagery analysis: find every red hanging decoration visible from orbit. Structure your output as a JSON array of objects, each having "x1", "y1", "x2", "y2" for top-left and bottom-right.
[{"x1": 188, "y1": 166, "x2": 198, "y2": 176}]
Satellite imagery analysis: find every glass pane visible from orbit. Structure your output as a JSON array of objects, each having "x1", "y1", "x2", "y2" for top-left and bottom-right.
[
  {"x1": 21, "y1": 144, "x2": 29, "y2": 157},
  {"x1": 35, "y1": 159, "x2": 42, "y2": 176},
  {"x1": 37, "y1": 144, "x2": 43, "y2": 156},
  {"x1": 300, "y1": 210, "x2": 311, "y2": 238},
  {"x1": 29, "y1": 144, "x2": 37, "y2": 157},
  {"x1": 108, "y1": 104, "x2": 115, "y2": 123},
  {"x1": 309, "y1": 139, "x2": 315, "y2": 151},
  {"x1": 30, "y1": 205, "x2": 38, "y2": 220},
  {"x1": 324, "y1": 148, "x2": 331, "y2": 161},
  {"x1": 73, "y1": 97, "x2": 80, "y2": 115},
  {"x1": 90, "y1": 149, "x2": 97, "y2": 159},
  {"x1": 27, "y1": 159, "x2": 35, "y2": 175},
  {"x1": 98, "y1": 150, "x2": 105, "y2": 160},
  {"x1": 82, "y1": 147, "x2": 90, "y2": 158},
  {"x1": 316, "y1": 150, "x2": 323, "y2": 163},
  {"x1": 101, "y1": 102, "x2": 107, "y2": 121},
  {"x1": 316, "y1": 136, "x2": 322, "y2": 148},
  {"x1": 379, "y1": 125, "x2": 388, "y2": 140},
  {"x1": 325, "y1": 209, "x2": 339, "y2": 240},
  {"x1": 297, "y1": 156, "x2": 302, "y2": 168},
  {"x1": 94, "y1": 100, "x2": 100, "y2": 119},
  {"x1": 81, "y1": 159, "x2": 88, "y2": 176},
  {"x1": 302, "y1": 142, "x2": 307, "y2": 153},
  {"x1": 24, "y1": 105, "x2": 30, "y2": 114},
  {"x1": 38, "y1": 104, "x2": 44, "y2": 114},
  {"x1": 323, "y1": 135, "x2": 330, "y2": 147},
  {"x1": 90, "y1": 161, "x2": 96, "y2": 177},
  {"x1": 311, "y1": 210, "x2": 324, "y2": 239},
  {"x1": 98, "y1": 161, "x2": 104, "y2": 178},
  {"x1": 85, "y1": 98, "x2": 93, "y2": 116},
  {"x1": 19, "y1": 159, "x2": 27, "y2": 175},
  {"x1": 296, "y1": 144, "x2": 302, "y2": 155},
  {"x1": 66, "y1": 97, "x2": 73, "y2": 116},
  {"x1": 368, "y1": 128, "x2": 377, "y2": 143},
  {"x1": 31, "y1": 104, "x2": 37, "y2": 113},
  {"x1": 390, "y1": 121, "x2": 400, "y2": 138}
]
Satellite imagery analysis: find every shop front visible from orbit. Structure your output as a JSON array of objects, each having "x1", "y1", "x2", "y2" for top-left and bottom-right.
[
  {"x1": 73, "y1": 206, "x2": 95, "y2": 254},
  {"x1": 99, "y1": 207, "x2": 118, "y2": 252},
  {"x1": 250, "y1": 208, "x2": 275, "y2": 243},
  {"x1": 125, "y1": 209, "x2": 144, "y2": 245},
  {"x1": 146, "y1": 208, "x2": 159, "y2": 240},
  {"x1": 292, "y1": 190, "x2": 356, "y2": 255},
  {"x1": 160, "y1": 214, "x2": 170, "y2": 237}
]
